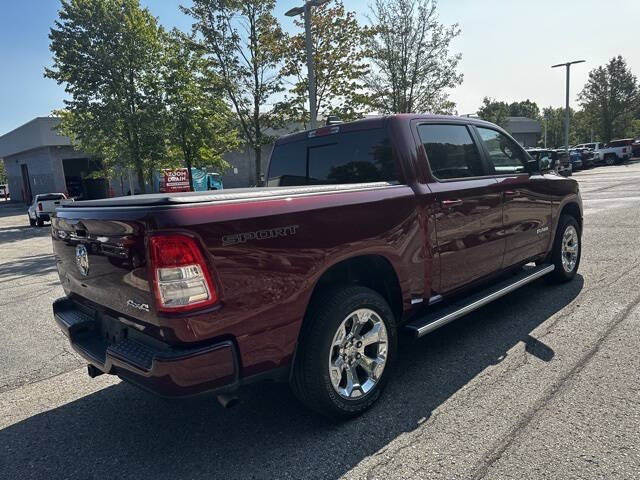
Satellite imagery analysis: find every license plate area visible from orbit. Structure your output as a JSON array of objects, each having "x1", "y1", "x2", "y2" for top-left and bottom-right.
[{"x1": 99, "y1": 313, "x2": 128, "y2": 344}]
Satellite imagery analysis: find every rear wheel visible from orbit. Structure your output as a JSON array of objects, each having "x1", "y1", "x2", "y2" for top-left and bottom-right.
[
  {"x1": 291, "y1": 286, "x2": 397, "y2": 419},
  {"x1": 36, "y1": 217, "x2": 44, "y2": 227},
  {"x1": 546, "y1": 215, "x2": 581, "y2": 283},
  {"x1": 605, "y1": 154, "x2": 616, "y2": 166},
  {"x1": 29, "y1": 216, "x2": 36, "y2": 227}
]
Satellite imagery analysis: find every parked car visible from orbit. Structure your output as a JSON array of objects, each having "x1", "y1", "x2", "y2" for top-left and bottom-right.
[
  {"x1": 51, "y1": 115, "x2": 582, "y2": 419},
  {"x1": 594, "y1": 139, "x2": 633, "y2": 165},
  {"x1": 569, "y1": 150, "x2": 583, "y2": 170},
  {"x1": 572, "y1": 143, "x2": 603, "y2": 167},
  {"x1": 527, "y1": 148, "x2": 571, "y2": 176},
  {"x1": 631, "y1": 139, "x2": 640, "y2": 158},
  {"x1": 0, "y1": 184, "x2": 8, "y2": 200},
  {"x1": 28, "y1": 193, "x2": 72, "y2": 227}
]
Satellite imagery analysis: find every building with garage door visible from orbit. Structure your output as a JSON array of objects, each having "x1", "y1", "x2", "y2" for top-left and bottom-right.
[{"x1": 0, "y1": 117, "x2": 108, "y2": 204}]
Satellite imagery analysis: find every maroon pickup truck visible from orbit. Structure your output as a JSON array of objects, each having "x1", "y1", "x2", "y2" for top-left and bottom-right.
[{"x1": 51, "y1": 114, "x2": 582, "y2": 418}]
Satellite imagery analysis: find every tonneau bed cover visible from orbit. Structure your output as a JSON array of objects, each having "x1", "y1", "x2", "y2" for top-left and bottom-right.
[{"x1": 61, "y1": 183, "x2": 395, "y2": 208}]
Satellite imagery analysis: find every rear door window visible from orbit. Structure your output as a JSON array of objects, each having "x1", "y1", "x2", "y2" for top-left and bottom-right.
[
  {"x1": 267, "y1": 128, "x2": 401, "y2": 186},
  {"x1": 417, "y1": 124, "x2": 485, "y2": 179}
]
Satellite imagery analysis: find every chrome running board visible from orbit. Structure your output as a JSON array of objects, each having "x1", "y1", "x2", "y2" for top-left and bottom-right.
[{"x1": 405, "y1": 264, "x2": 555, "y2": 338}]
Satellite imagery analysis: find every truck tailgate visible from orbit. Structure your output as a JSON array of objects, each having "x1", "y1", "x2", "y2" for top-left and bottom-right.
[{"x1": 51, "y1": 213, "x2": 155, "y2": 326}]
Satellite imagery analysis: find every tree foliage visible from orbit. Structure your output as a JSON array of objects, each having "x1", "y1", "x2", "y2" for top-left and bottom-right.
[
  {"x1": 478, "y1": 98, "x2": 541, "y2": 128},
  {"x1": 162, "y1": 30, "x2": 238, "y2": 190},
  {"x1": 366, "y1": 0, "x2": 462, "y2": 114},
  {"x1": 46, "y1": 0, "x2": 167, "y2": 192},
  {"x1": 508, "y1": 99, "x2": 540, "y2": 120},
  {"x1": 276, "y1": 1, "x2": 372, "y2": 127},
  {"x1": 578, "y1": 56, "x2": 639, "y2": 143},
  {"x1": 477, "y1": 97, "x2": 510, "y2": 127},
  {"x1": 184, "y1": 0, "x2": 285, "y2": 185}
]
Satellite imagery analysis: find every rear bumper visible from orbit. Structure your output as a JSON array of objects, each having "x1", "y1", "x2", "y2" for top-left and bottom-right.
[{"x1": 53, "y1": 297, "x2": 239, "y2": 397}]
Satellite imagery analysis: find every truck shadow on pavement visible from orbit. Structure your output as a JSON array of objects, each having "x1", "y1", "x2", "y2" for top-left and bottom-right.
[
  {"x1": 0, "y1": 254, "x2": 57, "y2": 282},
  {"x1": 0, "y1": 276, "x2": 583, "y2": 480},
  {"x1": 0, "y1": 224, "x2": 52, "y2": 247}
]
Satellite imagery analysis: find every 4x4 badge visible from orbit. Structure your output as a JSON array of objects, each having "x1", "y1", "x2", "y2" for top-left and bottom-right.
[{"x1": 75, "y1": 244, "x2": 89, "y2": 277}]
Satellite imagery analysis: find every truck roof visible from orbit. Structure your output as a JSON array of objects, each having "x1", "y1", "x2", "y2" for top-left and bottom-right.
[{"x1": 274, "y1": 114, "x2": 500, "y2": 145}]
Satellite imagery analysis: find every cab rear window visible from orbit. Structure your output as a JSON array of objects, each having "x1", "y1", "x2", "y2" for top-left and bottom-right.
[{"x1": 267, "y1": 128, "x2": 401, "y2": 186}]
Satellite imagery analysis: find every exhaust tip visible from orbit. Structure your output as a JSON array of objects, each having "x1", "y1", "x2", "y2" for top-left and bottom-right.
[{"x1": 217, "y1": 393, "x2": 239, "y2": 408}]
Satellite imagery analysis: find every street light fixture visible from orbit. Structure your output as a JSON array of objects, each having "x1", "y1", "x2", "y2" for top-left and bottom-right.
[
  {"x1": 551, "y1": 60, "x2": 585, "y2": 161},
  {"x1": 285, "y1": 0, "x2": 331, "y2": 130}
]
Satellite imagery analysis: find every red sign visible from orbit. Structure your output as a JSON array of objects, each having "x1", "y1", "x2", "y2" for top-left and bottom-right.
[{"x1": 161, "y1": 169, "x2": 190, "y2": 193}]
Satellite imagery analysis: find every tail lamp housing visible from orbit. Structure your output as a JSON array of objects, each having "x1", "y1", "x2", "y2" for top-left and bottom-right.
[
  {"x1": 148, "y1": 234, "x2": 218, "y2": 313},
  {"x1": 38, "y1": 202, "x2": 43, "y2": 211}
]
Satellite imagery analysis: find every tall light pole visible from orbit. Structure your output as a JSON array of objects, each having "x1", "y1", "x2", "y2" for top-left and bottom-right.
[
  {"x1": 551, "y1": 60, "x2": 585, "y2": 160},
  {"x1": 285, "y1": 0, "x2": 331, "y2": 130}
]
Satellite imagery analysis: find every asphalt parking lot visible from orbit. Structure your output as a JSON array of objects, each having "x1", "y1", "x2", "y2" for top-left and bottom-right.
[{"x1": 1, "y1": 161, "x2": 639, "y2": 480}]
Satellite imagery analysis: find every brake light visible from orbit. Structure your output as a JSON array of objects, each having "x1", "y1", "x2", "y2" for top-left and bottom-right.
[
  {"x1": 148, "y1": 235, "x2": 217, "y2": 313},
  {"x1": 38, "y1": 202, "x2": 43, "y2": 211}
]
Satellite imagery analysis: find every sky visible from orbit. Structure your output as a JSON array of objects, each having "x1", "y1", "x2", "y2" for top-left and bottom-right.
[{"x1": 1, "y1": 0, "x2": 639, "y2": 135}]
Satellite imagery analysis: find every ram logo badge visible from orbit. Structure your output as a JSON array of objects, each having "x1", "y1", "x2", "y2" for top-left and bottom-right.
[{"x1": 75, "y1": 244, "x2": 89, "y2": 277}]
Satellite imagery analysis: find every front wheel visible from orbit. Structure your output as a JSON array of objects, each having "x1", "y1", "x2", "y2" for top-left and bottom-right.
[
  {"x1": 291, "y1": 286, "x2": 397, "y2": 419},
  {"x1": 605, "y1": 154, "x2": 616, "y2": 166},
  {"x1": 546, "y1": 215, "x2": 581, "y2": 283}
]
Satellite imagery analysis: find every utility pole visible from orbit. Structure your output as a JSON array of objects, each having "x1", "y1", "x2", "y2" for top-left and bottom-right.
[
  {"x1": 551, "y1": 60, "x2": 585, "y2": 159},
  {"x1": 285, "y1": 0, "x2": 331, "y2": 130}
]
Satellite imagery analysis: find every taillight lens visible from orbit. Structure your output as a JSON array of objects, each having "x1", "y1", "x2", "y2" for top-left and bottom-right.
[
  {"x1": 148, "y1": 234, "x2": 217, "y2": 313},
  {"x1": 38, "y1": 202, "x2": 43, "y2": 211}
]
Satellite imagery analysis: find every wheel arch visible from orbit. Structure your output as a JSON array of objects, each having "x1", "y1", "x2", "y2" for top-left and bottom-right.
[{"x1": 306, "y1": 254, "x2": 404, "y2": 323}]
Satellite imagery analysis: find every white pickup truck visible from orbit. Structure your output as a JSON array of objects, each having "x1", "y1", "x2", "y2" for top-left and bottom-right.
[
  {"x1": 27, "y1": 193, "x2": 73, "y2": 227},
  {"x1": 592, "y1": 139, "x2": 633, "y2": 165}
]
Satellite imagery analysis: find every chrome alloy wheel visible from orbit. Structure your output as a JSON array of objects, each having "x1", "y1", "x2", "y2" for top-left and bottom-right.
[
  {"x1": 328, "y1": 308, "x2": 388, "y2": 399},
  {"x1": 561, "y1": 225, "x2": 579, "y2": 273}
]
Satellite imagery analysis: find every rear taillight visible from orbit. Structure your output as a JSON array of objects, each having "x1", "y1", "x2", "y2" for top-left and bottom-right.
[
  {"x1": 38, "y1": 202, "x2": 43, "y2": 211},
  {"x1": 148, "y1": 234, "x2": 217, "y2": 313}
]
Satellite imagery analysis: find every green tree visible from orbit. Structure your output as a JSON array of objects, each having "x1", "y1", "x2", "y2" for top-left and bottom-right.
[
  {"x1": 578, "y1": 56, "x2": 639, "y2": 143},
  {"x1": 184, "y1": 0, "x2": 285, "y2": 185},
  {"x1": 366, "y1": 0, "x2": 463, "y2": 114},
  {"x1": 508, "y1": 99, "x2": 540, "y2": 120},
  {"x1": 0, "y1": 161, "x2": 6, "y2": 185},
  {"x1": 163, "y1": 31, "x2": 239, "y2": 190},
  {"x1": 276, "y1": 1, "x2": 372, "y2": 127},
  {"x1": 477, "y1": 97, "x2": 510, "y2": 127},
  {"x1": 542, "y1": 106, "x2": 577, "y2": 148},
  {"x1": 46, "y1": 0, "x2": 166, "y2": 192}
]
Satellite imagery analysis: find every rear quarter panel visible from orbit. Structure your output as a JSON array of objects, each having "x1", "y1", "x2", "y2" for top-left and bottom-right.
[{"x1": 161, "y1": 185, "x2": 424, "y2": 376}]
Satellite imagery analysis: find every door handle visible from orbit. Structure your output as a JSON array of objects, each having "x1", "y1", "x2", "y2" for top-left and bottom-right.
[
  {"x1": 441, "y1": 199, "x2": 463, "y2": 208},
  {"x1": 504, "y1": 190, "x2": 520, "y2": 198}
]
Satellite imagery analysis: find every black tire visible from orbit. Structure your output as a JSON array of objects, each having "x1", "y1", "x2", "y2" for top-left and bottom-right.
[
  {"x1": 29, "y1": 217, "x2": 36, "y2": 227},
  {"x1": 546, "y1": 214, "x2": 581, "y2": 283},
  {"x1": 36, "y1": 217, "x2": 44, "y2": 227},
  {"x1": 291, "y1": 285, "x2": 397, "y2": 419},
  {"x1": 605, "y1": 154, "x2": 616, "y2": 166}
]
